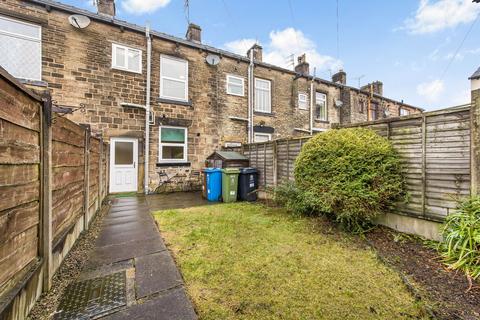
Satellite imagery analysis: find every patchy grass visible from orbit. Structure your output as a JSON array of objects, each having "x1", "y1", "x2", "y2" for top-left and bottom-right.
[{"x1": 154, "y1": 203, "x2": 426, "y2": 320}]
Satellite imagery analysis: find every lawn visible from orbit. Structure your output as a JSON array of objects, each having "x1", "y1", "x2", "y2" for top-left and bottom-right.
[{"x1": 153, "y1": 203, "x2": 426, "y2": 320}]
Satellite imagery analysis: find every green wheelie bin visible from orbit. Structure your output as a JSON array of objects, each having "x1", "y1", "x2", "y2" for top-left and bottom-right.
[{"x1": 221, "y1": 168, "x2": 240, "y2": 202}]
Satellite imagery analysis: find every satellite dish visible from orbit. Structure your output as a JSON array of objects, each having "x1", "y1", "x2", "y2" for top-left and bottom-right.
[
  {"x1": 335, "y1": 99, "x2": 343, "y2": 108},
  {"x1": 68, "y1": 14, "x2": 91, "y2": 29},
  {"x1": 206, "y1": 54, "x2": 220, "y2": 66}
]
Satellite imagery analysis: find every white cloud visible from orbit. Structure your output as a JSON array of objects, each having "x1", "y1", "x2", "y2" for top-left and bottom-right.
[
  {"x1": 223, "y1": 28, "x2": 342, "y2": 74},
  {"x1": 402, "y1": 0, "x2": 480, "y2": 34},
  {"x1": 121, "y1": 0, "x2": 170, "y2": 14},
  {"x1": 416, "y1": 79, "x2": 445, "y2": 102},
  {"x1": 224, "y1": 39, "x2": 257, "y2": 56},
  {"x1": 444, "y1": 47, "x2": 480, "y2": 61}
]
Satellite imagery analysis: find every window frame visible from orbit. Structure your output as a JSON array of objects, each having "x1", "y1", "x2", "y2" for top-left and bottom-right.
[
  {"x1": 399, "y1": 108, "x2": 410, "y2": 116},
  {"x1": 226, "y1": 74, "x2": 245, "y2": 96},
  {"x1": 315, "y1": 92, "x2": 328, "y2": 121},
  {"x1": 0, "y1": 14, "x2": 42, "y2": 81},
  {"x1": 298, "y1": 92, "x2": 308, "y2": 110},
  {"x1": 158, "y1": 126, "x2": 188, "y2": 163},
  {"x1": 111, "y1": 43, "x2": 142, "y2": 74},
  {"x1": 253, "y1": 132, "x2": 272, "y2": 143},
  {"x1": 254, "y1": 77, "x2": 272, "y2": 113},
  {"x1": 160, "y1": 55, "x2": 189, "y2": 102}
]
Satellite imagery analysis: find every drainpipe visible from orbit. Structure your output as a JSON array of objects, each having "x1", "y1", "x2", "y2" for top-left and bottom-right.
[
  {"x1": 144, "y1": 24, "x2": 152, "y2": 194},
  {"x1": 310, "y1": 67, "x2": 316, "y2": 135},
  {"x1": 247, "y1": 49, "x2": 254, "y2": 143}
]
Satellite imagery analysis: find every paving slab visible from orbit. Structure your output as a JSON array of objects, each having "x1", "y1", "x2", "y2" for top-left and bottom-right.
[
  {"x1": 103, "y1": 288, "x2": 197, "y2": 320},
  {"x1": 135, "y1": 251, "x2": 183, "y2": 299}
]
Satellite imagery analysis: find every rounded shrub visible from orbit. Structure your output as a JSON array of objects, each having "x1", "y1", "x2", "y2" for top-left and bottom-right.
[{"x1": 294, "y1": 128, "x2": 405, "y2": 231}]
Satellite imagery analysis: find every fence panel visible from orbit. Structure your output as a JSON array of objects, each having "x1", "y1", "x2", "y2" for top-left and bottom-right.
[{"x1": 233, "y1": 106, "x2": 472, "y2": 222}]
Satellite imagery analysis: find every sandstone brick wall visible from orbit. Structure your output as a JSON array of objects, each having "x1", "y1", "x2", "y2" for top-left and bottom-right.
[{"x1": 1, "y1": 0, "x2": 422, "y2": 193}]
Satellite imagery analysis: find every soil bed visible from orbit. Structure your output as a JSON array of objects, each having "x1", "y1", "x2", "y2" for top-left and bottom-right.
[
  {"x1": 366, "y1": 227, "x2": 480, "y2": 320},
  {"x1": 27, "y1": 201, "x2": 110, "y2": 320}
]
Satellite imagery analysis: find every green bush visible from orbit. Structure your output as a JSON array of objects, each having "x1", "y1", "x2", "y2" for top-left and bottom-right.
[
  {"x1": 273, "y1": 181, "x2": 316, "y2": 215},
  {"x1": 293, "y1": 128, "x2": 405, "y2": 231},
  {"x1": 438, "y1": 196, "x2": 480, "y2": 281}
]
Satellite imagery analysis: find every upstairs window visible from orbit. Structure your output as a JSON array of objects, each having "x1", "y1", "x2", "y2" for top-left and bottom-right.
[
  {"x1": 254, "y1": 78, "x2": 271, "y2": 113},
  {"x1": 0, "y1": 15, "x2": 41, "y2": 81},
  {"x1": 226, "y1": 74, "x2": 244, "y2": 96},
  {"x1": 399, "y1": 108, "x2": 410, "y2": 116},
  {"x1": 315, "y1": 92, "x2": 327, "y2": 121},
  {"x1": 298, "y1": 92, "x2": 308, "y2": 110},
  {"x1": 159, "y1": 126, "x2": 188, "y2": 163},
  {"x1": 112, "y1": 43, "x2": 142, "y2": 73},
  {"x1": 160, "y1": 55, "x2": 188, "y2": 102}
]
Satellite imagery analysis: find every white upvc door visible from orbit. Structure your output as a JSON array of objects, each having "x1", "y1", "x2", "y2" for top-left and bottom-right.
[{"x1": 109, "y1": 137, "x2": 138, "y2": 193}]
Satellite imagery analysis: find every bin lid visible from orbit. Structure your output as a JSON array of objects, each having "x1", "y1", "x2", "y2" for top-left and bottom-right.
[
  {"x1": 239, "y1": 167, "x2": 257, "y2": 174},
  {"x1": 203, "y1": 168, "x2": 222, "y2": 173},
  {"x1": 221, "y1": 168, "x2": 240, "y2": 174}
]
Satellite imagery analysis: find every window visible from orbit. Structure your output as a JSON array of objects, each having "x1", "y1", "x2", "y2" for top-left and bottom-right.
[
  {"x1": 112, "y1": 43, "x2": 142, "y2": 73},
  {"x1": 226, "y1": 75, "x2": 244, "y2": 96},
  {"x1": 159, "y1": 126, "x2": 187, "y2": 163},
  {"x1": 298, "y1": 92, "x2": 308, "y2": 110},
  {"x1": 399, "y1": 108, "x2": 410, "y2": 116},
  {"x1": 370, "y1": 103, "x2": 379, "y2": 120},
  {"x1": 0, "y1": 15, "x2": 41, "y2": 81},
  {"x1": 315, "y1": 92, "x2": 327, "y2": 121},
  {"x1": 359, "y1": 101, "x2": 365, "y2": 113},
  {"x1": 160, "y1": 55, "x2": 188, "y2": 101},
  {"x1": 254, "y1": 78, "x2": 271, "y2": 113},
  {"x1": 254, "y1": 133, "x2": 271, "y2": 143}
]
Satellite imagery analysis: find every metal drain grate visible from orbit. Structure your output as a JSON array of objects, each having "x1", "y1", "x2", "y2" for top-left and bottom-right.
[{"x1": 54, "y1": 271, "x2": 127, "y2": 320}]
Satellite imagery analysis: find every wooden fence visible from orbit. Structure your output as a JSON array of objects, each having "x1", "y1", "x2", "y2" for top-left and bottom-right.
[
  {"x1": 0, "y1": 68, "x2": 109, "y2": 320},
  {"x1": 235, "y1": 105, "x2": 475, "y2": 223}
]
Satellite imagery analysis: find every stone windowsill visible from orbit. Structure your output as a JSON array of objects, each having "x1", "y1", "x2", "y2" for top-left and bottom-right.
[
  {"x1": 254, "y1": 111, "x2": 276, "y2": 117},
  {"x1": 314, "y1": 119, "x2": 330, "y2": 124},
  {"x1": 157, "y1": 98, "x2": 193, "y2": 107},
  {"x1": 156, "y1": 162, "x2": 191, "y2": 167}
]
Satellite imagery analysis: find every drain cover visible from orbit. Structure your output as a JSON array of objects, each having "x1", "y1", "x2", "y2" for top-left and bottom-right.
[{"x1": 55, "y1": 271, "x2": 127, "y2": 320}]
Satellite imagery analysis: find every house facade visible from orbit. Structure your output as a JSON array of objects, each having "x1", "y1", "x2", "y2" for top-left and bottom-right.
[{"x1": 0, "y1": 0, "x2": 422, "y2": 193}]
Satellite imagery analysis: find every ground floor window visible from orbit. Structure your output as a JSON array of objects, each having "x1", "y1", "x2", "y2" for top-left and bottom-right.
[
  {"x1": 254, "y1": 132, "x2": 271, "y2": 143},
  {"x1": 159, "y1": 126, "x2": 187, "y2": 162}
]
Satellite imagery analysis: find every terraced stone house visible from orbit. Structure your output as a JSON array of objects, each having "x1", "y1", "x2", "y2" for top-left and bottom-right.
[{"x1": 0, "y1": 0, "x2": 423, "y2": 193}]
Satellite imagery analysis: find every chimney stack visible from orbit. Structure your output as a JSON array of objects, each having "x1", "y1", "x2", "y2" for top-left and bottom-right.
[
  {"x1": 332, "y1": 69, "x2": 346, "y2": 85},
  {"x1": 361, "y1": 81, "x2": 383, "y2": 96},
  {"x1": 247, "y1": 44, "x2": 263, "y2": 62},
  {"x1": 186, "y1": 23, "x2": 202, "y2": 43},
  {"x1": 97, "y1": 0, "x2": 115, "y2": 17},
  {"x1": 294, "y1": 54, "x2": 310, "y2": 76}
]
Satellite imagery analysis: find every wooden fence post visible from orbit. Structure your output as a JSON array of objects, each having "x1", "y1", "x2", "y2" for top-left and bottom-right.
[
  {"x1": 421, "y1": 115, "x2": 427, "y2": 216},
  {"x1": 40, "y1": 93, "x2": 52, "y2": 292},
  {"x1": 471, "y1": 84, "x2": 480, "y2": 195},
  {"x1": 273, "y1": 140, "x2": 278, "y2": 186},
  {"x1": 83, "y1": 127, "x2": 90, "y2": 230}
]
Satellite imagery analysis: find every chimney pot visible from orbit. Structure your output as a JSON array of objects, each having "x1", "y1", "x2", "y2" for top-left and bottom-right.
[
  {"x1": 332, "y1": 69, "x2": 346, "y2": 85},
  {"x1": 97, "y1": 0, "x2": 115, "y2": 17},
  {"x1": 247, "y1": 44, "x2": 263, "y2": 62},
  {"x1": 294, "y1": 53, "x2": 310, "y2": 76},
  {"x1": 186, "y1": 23, "x2": 202, "y2": 43}
]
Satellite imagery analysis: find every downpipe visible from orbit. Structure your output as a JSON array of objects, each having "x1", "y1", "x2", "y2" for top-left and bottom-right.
[{"x1": 144, "y1": 24, "x2": 152, "y2": 194}]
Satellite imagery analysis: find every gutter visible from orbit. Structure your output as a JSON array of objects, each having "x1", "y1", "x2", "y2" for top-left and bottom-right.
[{"x1": 145, "y1": 24, "x2": 152, "y2": 194}]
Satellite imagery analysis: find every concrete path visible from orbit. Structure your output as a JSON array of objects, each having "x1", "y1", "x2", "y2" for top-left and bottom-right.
[{"x1": 78, "y1": 195, "x2": 198, "y2": 319}]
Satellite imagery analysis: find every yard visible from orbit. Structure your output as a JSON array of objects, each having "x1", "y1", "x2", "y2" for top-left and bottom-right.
[{"x1": 154, "y1": 203, "x2": 426, "y2": 319}]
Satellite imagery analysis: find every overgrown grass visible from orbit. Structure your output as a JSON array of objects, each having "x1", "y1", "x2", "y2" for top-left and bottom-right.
[{"x1": 154, "y1": 203, "x2": 425, "y2": 320}]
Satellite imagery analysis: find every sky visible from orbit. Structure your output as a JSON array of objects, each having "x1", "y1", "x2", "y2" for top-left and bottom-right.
[{"x1": 67, "y1": 0, "x2": 480, "y2": 111}]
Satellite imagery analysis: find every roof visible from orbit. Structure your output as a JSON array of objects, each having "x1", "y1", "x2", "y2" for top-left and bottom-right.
[
  {"x1": 25, "y1": 0, "x2": 422, "y2": 111},
  {"x1": 469, "y1": 67, "x2": 480, "y2": 80},
  {"x1": 208, "y1": 151, "x2": 248, "y2": 161}
]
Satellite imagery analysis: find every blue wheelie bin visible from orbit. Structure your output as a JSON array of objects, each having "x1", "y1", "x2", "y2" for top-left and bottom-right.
[{"x1": 204, "y1": 168, "x2": 222, "y2": 202}]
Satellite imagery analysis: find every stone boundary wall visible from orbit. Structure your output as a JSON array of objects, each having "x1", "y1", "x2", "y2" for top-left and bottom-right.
[{"x1": 0, "y1": 67, "x2": 109, "y2": 320}]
